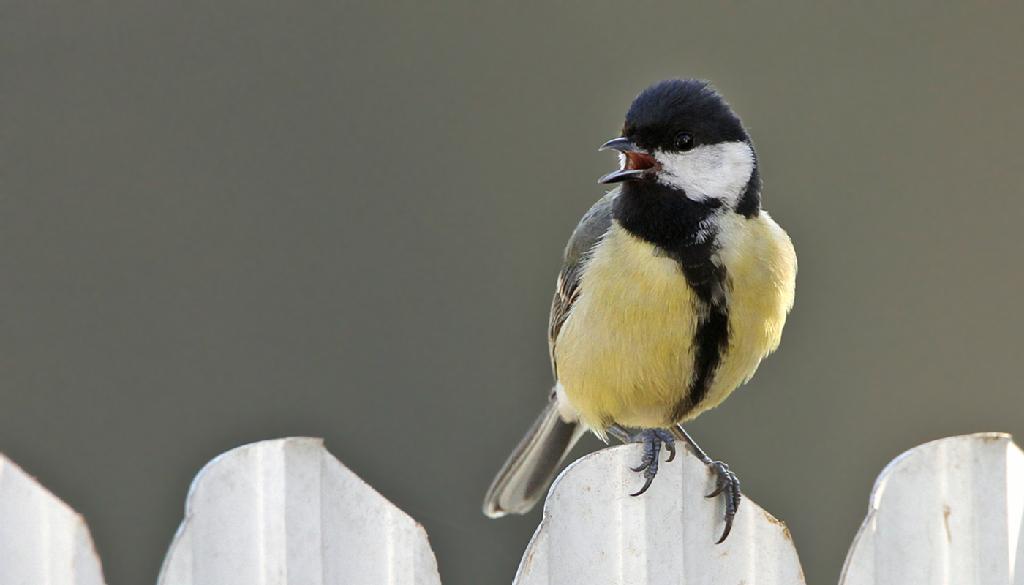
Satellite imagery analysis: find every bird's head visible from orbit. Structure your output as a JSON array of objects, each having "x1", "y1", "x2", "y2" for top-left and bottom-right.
[{"x1": 599, "y1": 79, "x2": 759, "y2": 213}]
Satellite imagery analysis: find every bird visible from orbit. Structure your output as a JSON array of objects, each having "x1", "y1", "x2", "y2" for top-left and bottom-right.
[{"x1": 481, "y1": 79, "x2": 797, "y2": 543}]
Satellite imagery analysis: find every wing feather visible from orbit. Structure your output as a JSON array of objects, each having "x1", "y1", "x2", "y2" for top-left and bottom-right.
[{"x1": 548, "y1": 191, "x2": 616, "y2": 375}]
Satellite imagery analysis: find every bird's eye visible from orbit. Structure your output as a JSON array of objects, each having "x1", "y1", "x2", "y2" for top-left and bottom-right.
[{"x1": 674, "y1": 132, "x2": 695, "y2": 151}]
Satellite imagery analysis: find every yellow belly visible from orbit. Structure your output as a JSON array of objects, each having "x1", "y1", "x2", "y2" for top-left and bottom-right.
[{"x1": 553, "y1": 213, "x2": 796, "y2": 432}]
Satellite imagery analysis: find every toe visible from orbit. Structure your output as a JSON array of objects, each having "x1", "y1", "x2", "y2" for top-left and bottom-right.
[
  {"x1": 663, "y1": 440, "x2": 677, "y2": 463},
  {"x1": 706, "y1": 462, "x2": 730, "y2": 497},
  {"x1": 715, "y1": 515, "x2": 734, "y2": 545},
  {"x1": 630, "y1": 474, "x2": 655, "y2": 497},
  {"x1": 630, "y1": 461, "x2": 652, "y2": 473},
  {"x1": 703, "y1": 461, "x2": 743, "y2": 544}
]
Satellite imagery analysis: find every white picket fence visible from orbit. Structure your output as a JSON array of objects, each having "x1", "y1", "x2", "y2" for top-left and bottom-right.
[{"x1": 1, "y1": 432, "x2": 1021, "y2": 584}]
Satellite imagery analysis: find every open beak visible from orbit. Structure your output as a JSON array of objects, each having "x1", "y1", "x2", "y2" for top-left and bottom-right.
[{"x1": 597, "y1": 137, "x2": 657, "y2": 184}]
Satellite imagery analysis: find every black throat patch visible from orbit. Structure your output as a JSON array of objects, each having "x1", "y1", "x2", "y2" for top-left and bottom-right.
[{"x1": 613, "y1": 181, "x2": 732, "y2": 423}]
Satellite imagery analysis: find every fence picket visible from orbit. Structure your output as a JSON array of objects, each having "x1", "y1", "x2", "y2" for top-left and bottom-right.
[
  {"x1": 0, "y1": 454, "x2": 107, "y2": 585},
  {"x1": 839, "y1": 432, "x2": 1024, "y2": 585},
  {"x1": 513, "y1": 443, "x2": 806, "y2": 585},
  {"x1": 2, "y1": 433, "x2": 1020, "y2": 584},
  {"x1": 157, "y1": 437, "x2": 441, "y2": 585}
]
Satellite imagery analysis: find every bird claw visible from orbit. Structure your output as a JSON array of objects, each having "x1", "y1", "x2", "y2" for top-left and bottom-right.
[
  {"x1": 629, "y1": 474, "x2": 656, "y2": 497},
  {"x1": 630, "y1": 461, "x2": 651, "y2": 473},
  {"x1": 704, "y1": 460, "x2": 741, "y2": 544},
  {"x1": 671, "y1": 426, "x2": 743, "y2": 544},
  {"x1": 619, "y1": 426, "x2": 741, "y2": 543},
  {"x1": 628, "y1": 429, "x2": 676, "y2": 497},
  {"x1": 664, "y1": 438, "x2": 677, "y2": 462}
]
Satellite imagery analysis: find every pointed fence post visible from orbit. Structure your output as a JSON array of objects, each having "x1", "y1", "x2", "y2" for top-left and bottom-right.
[
  {"x1": 840, "y1": 432, "x2": 1024, "y2": 585},
  {"x1": 513, "y1": 443, "x2": 806, "y2": 585},
  {"x1": 158, "y1": 437, "x2": 442, "y2": 585},
  {"x1": 3, "y1": 433, "x2": 1023, "y2": 584},
  {"x1": 0, "y1": 454, "x2": 107, "y2": 585}
]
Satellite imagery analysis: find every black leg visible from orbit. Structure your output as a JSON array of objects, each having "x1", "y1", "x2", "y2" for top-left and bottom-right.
[
  {"x1": 671, "y1": 425, "x2": 741, "y2": 544},
  {"x1": 606, "y1": 424, "x2": 632, "y2": 444}
]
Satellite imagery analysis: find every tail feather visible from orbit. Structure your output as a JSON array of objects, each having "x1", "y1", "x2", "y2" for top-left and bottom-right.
[{"x1": 482, "y1": 398, "x2": 584, "y2": 518}]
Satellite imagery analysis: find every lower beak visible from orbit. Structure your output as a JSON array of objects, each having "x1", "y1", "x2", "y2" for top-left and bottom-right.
[{"x1": 597, "y1": 137, "x2": 657, "y2": 184}]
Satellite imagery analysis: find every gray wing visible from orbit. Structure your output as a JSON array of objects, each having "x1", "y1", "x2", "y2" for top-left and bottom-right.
[
  {"x1": 548, "y1": 190, "x2": 617, "y2": 375},
  {"x1": 481, "y1": 192, "x2": 615, "y2": 519}
]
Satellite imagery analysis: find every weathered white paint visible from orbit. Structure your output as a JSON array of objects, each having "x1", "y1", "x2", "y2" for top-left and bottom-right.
[
  {"x1": 3, "y1": 433, "x2": 1022, "y2": 584},
  {"x1": 840, "y1": 432, "x2": 1024, "y2": 585},
  {"x1": 513, "y1": 443, "x2": 806, "y2": 585},
  {"x1": 157, "y1": 437, "x2": 441, "y2": 585},
  {"x1": 0, "y1": 454, "x2": 106, "y2": 585}
]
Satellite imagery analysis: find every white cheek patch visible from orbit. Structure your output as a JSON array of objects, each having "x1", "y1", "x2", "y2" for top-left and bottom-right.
[{"x1": 654, "y1": 141, "x2": 755, "y2": 205}]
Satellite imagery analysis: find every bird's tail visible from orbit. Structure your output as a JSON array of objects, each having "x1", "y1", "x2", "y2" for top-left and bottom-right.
[{"x1": 482, "y1": 395, "x2": 585, "y2": 518}]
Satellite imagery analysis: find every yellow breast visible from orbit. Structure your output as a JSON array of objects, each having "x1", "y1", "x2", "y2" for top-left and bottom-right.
[
  {"x1": 696, "y1": 212, "x2": 796, "y2": 416},
  {"x1": 553, "y1": 212, "x2": 795, "y2": 432}
]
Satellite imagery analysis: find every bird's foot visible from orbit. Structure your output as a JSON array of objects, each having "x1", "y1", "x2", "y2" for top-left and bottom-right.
[
  {"x1": 672, "y1": 425, "x2": 742, "y2": 544},
  {"x1": 628, "y1": 429, "x2": 676, "y2": 497},
  {"x1": 705, "y1": 460, "x2": 741, "y2": 543}
]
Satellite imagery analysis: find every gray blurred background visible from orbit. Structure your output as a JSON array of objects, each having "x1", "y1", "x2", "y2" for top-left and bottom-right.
[{"x1": 3, "y1": 2, "x2": 1023, "y2": 583}]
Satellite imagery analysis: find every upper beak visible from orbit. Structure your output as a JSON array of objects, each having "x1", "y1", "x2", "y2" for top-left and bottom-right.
[
  {"x1": 597, "y1": 137, "x2": 657, "y2": 184},
  {"x1": 598, "y1": 137, "x2": 640, "y2": 153}
]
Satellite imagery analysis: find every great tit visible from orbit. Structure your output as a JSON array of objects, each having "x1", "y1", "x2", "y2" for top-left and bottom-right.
[{"x1": 482, "y1": 79, "x2": 796, "y2": 543}]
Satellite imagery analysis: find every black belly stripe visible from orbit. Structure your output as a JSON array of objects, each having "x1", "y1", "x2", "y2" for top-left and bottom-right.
[
  {"x1": 668, "y1": 257, "x2": 730, "y2": 423},
  {"x1": 612, "y1": 180, "x2": 736, "y2": 425}
]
